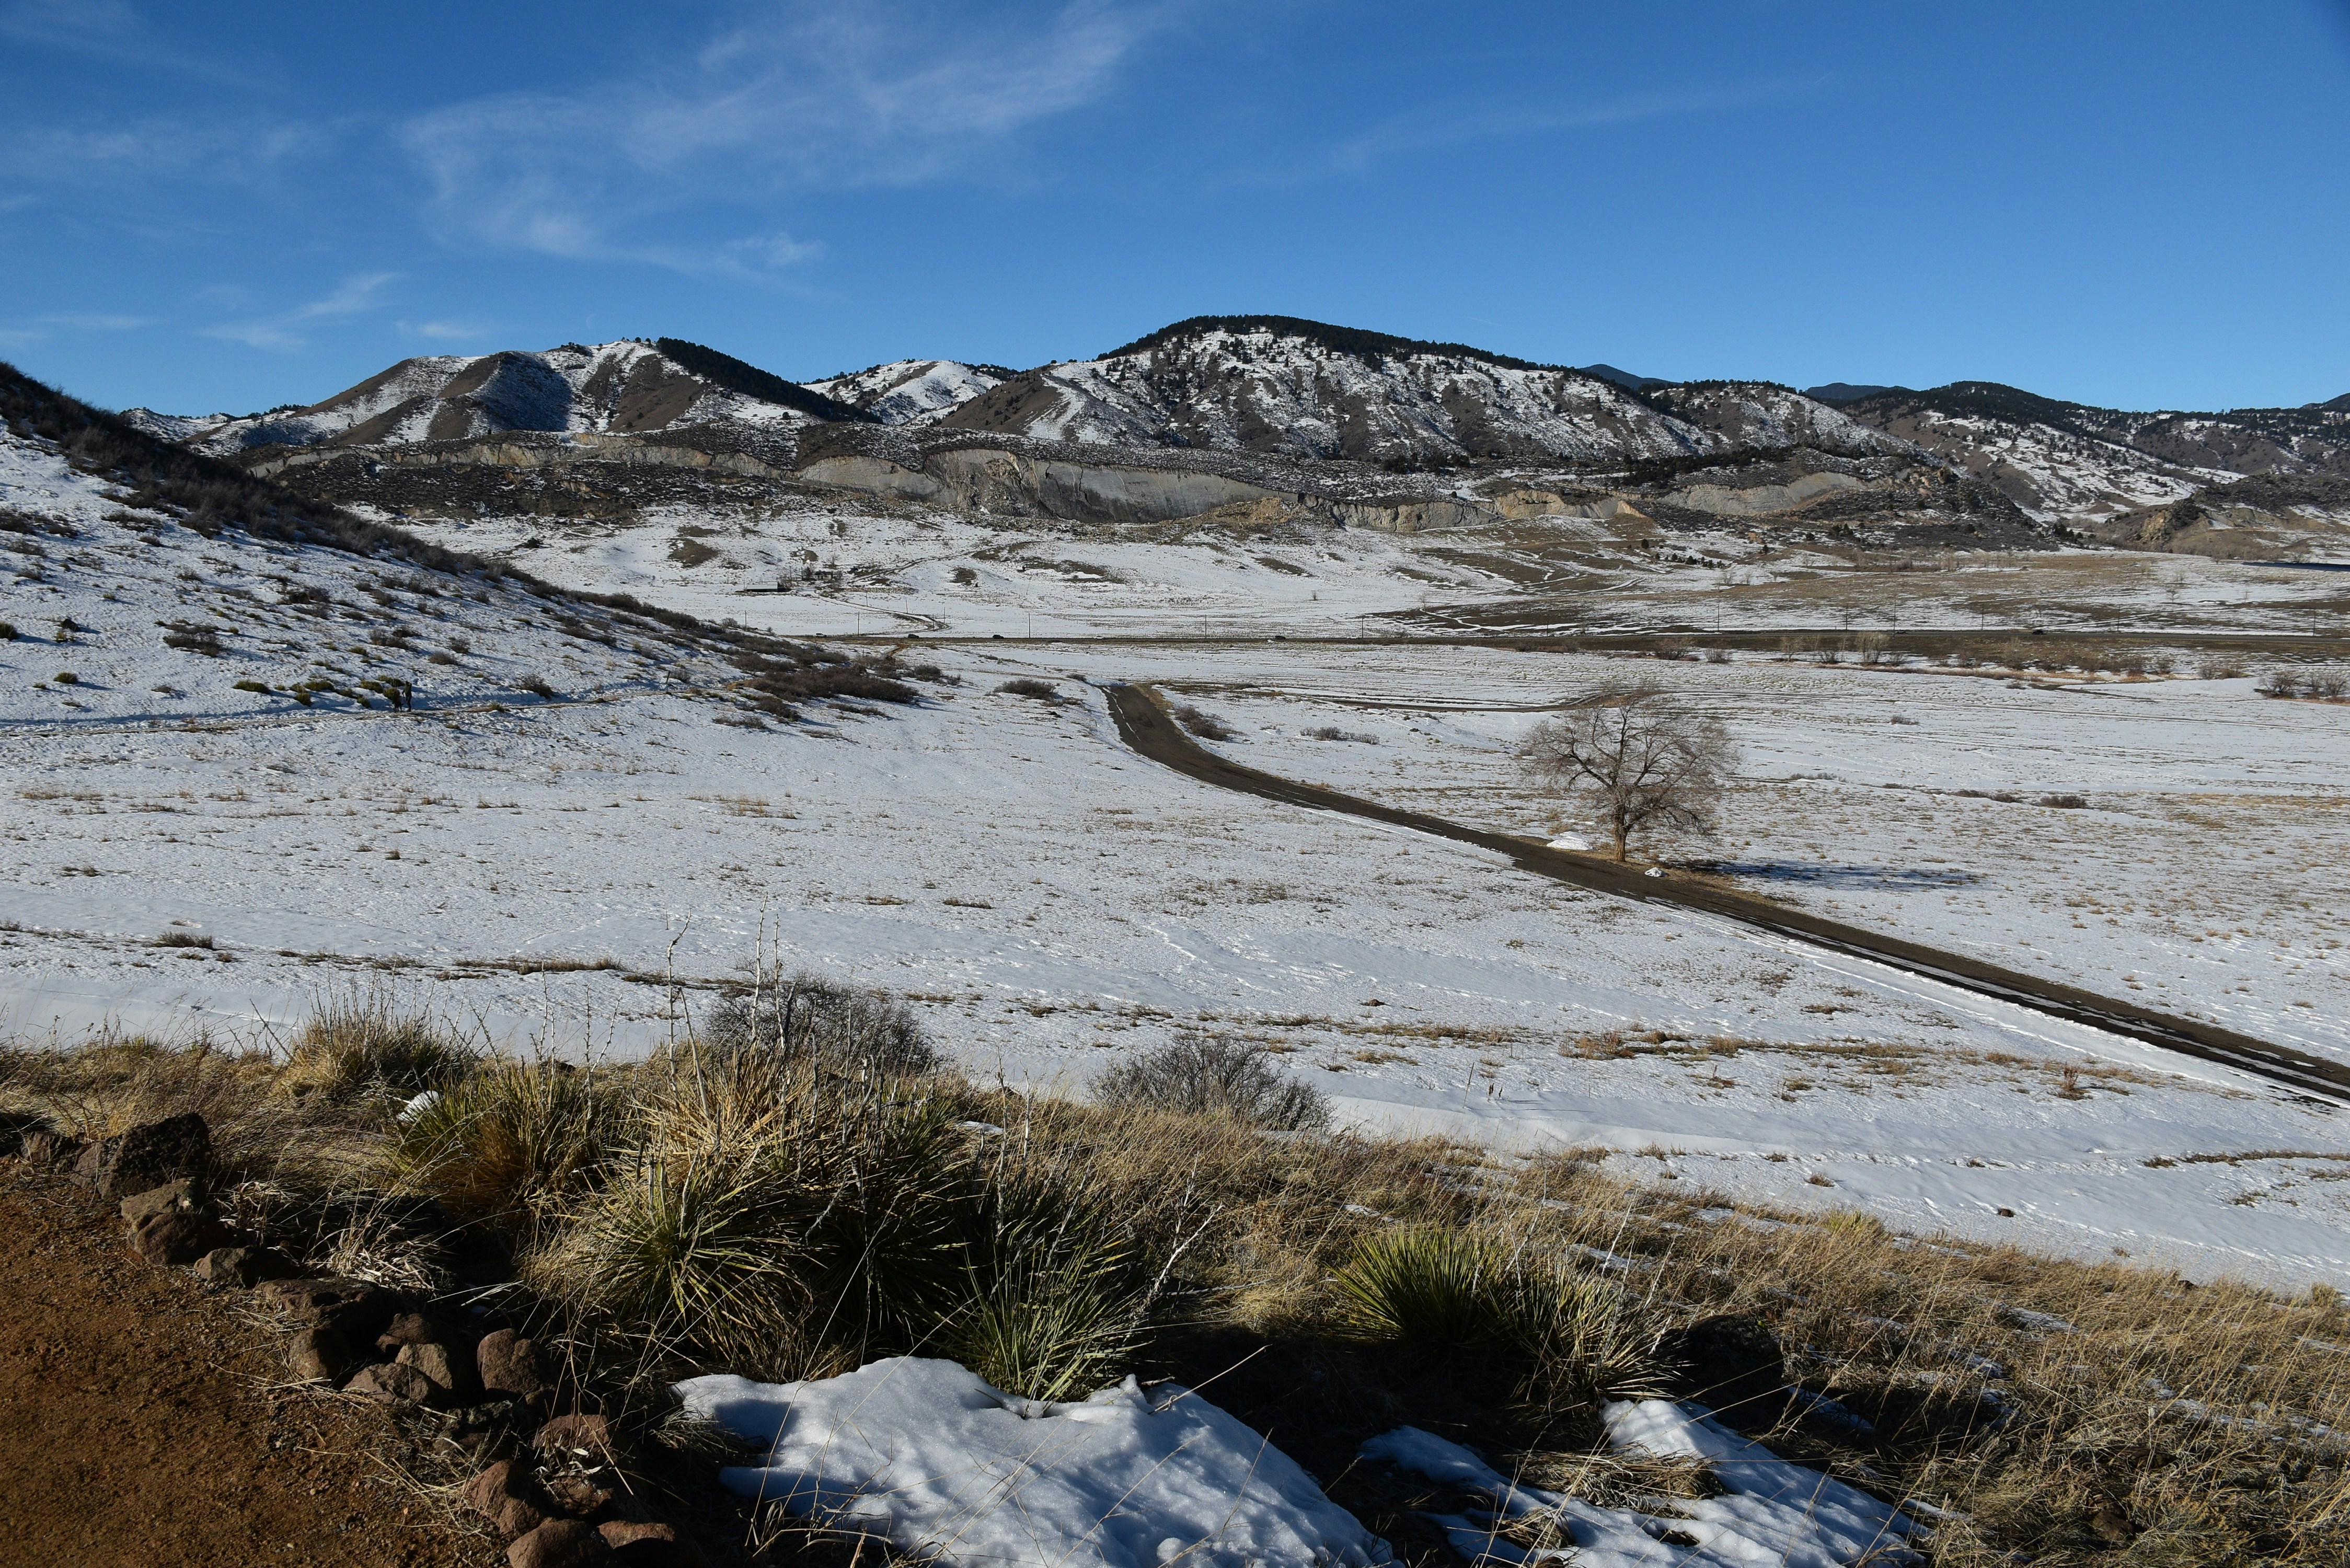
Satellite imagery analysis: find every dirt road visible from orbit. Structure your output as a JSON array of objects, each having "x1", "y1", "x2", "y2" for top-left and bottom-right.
[{"x1": 1104, "y1": 681, "x2": 2350, "y2": 1105}]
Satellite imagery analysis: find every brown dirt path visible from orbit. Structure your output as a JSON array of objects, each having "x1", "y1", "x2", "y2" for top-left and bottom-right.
[
  {"x1": 1105, "y1": 679, "x2": 2350, "y2": 1104},
  {"x1": 0, "y1": 1178, "x2": 498, "y2": 1567}
]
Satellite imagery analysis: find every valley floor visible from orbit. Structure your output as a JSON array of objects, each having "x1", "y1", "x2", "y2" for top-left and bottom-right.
[
  {"x1": 6, "y1": 633, "x2": 2348, "y2": 1292},
  {"x1": 7, "y1": 422, "x2": 2348, "y2": 1295}
]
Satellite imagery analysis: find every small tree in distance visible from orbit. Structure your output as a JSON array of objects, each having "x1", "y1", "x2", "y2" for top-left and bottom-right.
[{"x1": 1520, "y1": 687, "x2": 1735, "y2": 863}]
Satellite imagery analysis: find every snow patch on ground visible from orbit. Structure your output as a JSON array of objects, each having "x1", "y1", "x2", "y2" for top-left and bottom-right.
[
  {"x1": 675, "y1": 1357, "x2": 1392, "y2": 1568},
  {"x1": 1366, "y1": 1410, "x2": 1916, "y2": 1568}
]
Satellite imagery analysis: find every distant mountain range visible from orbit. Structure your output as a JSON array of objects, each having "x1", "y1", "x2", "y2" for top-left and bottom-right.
[{"x1": 115, "y1": 315, "x2": 2349, "y2": 551}]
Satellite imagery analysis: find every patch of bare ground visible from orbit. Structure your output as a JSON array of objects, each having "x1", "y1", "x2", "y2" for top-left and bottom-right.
[{"x1": 0, "y1": 1176, "x2": 496, "y2": 1567}]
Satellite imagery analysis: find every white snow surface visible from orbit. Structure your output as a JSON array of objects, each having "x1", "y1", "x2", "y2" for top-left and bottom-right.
[
  {"x1": 675, "y1": 1357, "x2": 1392, "y2": 1568},
  {"x1": 1363, "y1": 1410, "x2": 1916, "y2": 1568},
  {"x1": 806, "y1": 360, "x2": 1006, "y2": 425}
]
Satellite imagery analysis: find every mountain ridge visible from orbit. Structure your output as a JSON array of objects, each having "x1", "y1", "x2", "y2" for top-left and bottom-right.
[{"x1": 113, "y1": 315, "x2": 2350, "y2": 534}]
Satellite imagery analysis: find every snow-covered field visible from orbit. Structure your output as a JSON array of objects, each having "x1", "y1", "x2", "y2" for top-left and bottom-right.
[
  {"x1": 391, "y1": 493, "x2": 2347, "y2": 643},
  {"x1": 7, "y1": 423, "x2": 2350, "y2": 1290}
]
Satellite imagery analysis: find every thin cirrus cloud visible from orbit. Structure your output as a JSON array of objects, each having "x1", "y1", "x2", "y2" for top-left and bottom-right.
[
  {"x1": 200, "y1": 272, "x2": 399, "y2": 352},
  {"x1": 398, "y1": 1, "x2": 1164, "y2": 271},
  {"x1": 398, "y1": 319, "x2": 500, "y2": 342}
]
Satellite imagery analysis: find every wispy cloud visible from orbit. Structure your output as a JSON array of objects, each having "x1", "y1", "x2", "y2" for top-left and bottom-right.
[
  {"x1": 1253, "y1": 77, "x2": 1826, "y2": 186},
  {"x1": 40, "y1": 312, "x2": 153, "y2": 330},
  {"x1": 400, "y1": 1, "x2": 1164, "y2": 270},
  {"x1": 0, "y1": 327, "x2": 45, "y2": 349},
  {"x1": 0, "y1": 0, "x2": 270, "y2": 88},
  {"x1": 199, "y1": 272, "x2": 398, "y2": 352},
  {"x1": 398, "y1": 318, "x2": 498, "y2": 342}
]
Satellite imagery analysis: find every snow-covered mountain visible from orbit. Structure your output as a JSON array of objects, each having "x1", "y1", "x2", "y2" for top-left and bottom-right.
[
  {"x1": 121, "y1": 339, "x2": 870, "y2": 458},
  {"x1": 109, "y1": 315, "x2": 2350, "y2": 538},
  {"x1": 806, "y1": 359, "x2": 1010, "y2": 425},
  {"x1": 928, "y1": 317, "x2": 1905, "y2": 466},
  {"x1": 1839, "y1": 382, "x2": 2350, "y2": 523}
]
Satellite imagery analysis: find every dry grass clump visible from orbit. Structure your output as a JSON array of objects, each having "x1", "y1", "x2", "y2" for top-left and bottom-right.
[{"x1": 276, "y1": 987, "x2": 478, "y2": 1103}]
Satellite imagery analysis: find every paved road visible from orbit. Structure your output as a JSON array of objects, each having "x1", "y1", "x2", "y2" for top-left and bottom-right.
[{"x1": 1104, "y1": 682, "x2": 2350, "y2": 1106}]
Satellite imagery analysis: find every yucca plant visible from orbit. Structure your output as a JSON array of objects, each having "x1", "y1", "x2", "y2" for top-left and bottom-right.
[
  {"x1": 1333, "y1": 1228, "x2": 1661, "y2": 1409},
  {"x1": 936, "y1": 1168, "x2": 1150, "y2": 1402},
  {"x1": 386, "y1": 1062, "x2": 613, "y2": 1235},
  {"x1": 524, "y1": 1148, "x2": 814, "y2": 1377}
]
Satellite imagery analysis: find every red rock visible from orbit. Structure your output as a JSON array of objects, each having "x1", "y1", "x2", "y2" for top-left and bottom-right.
[
  {"x1": 119, "y1": 1178, "x2": 197, "y2": 1228},
  {"x1": 600, "y1": 1521, "x2": 707, "y2": 1567},
  {"x1": 77, "y1": 1112, "x2": 210, "y2": 1200},
  {"x1": 507, "y1": 1517, "x2": 617, "y2": 1567},
  {"x1": 345, "y1": 1360, "x2": 438, "y2": 1407},
  {"x1": 478, "y1": 1328, "x2": 553, "y2": 1403},
  {"x1": 466, "y1": 1459, "x2": 552, "y2": 1539},
  {"x1": 376, "y1": 1310, "x2": 439, "y2": 1350},
  {"x1": 254, "y1": 1276, "x2": 391, "y2": 1338},
  {"x1": 397, "y1": 1340, "x2": 482, "y2": 1400},
  {"x1": 287, "y1": 1324, "x2": 354, "y2": 1383},
  {"x1": 131, "y1": 1207, "x2": 230, "y2": 1266},
  {"x1": 193, "y1": 1245, "x2": 298, "y2": 1287},
  {"x1": 540, "y1": 1470, "x2": 616, "y2": 1519}
]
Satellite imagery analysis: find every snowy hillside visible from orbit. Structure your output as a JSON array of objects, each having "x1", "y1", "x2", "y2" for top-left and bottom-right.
[
  {"x1": 935, "y1": 318, "x2": 1788, "y2": 464},
  {"x1": 121, "y1": 339, "x2": 862, "y2": 458},
  {"x1": 1844, "y1": 383, "x2": 2350, "y2": 524},
  {"x1": 808, "y1": 359, "x2": 1008, "y2": 424}
]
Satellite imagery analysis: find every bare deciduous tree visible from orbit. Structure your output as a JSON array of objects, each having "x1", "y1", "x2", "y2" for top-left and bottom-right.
[{"x1": 1520, "y1": 688, "x2": 1734, "y2": 862}]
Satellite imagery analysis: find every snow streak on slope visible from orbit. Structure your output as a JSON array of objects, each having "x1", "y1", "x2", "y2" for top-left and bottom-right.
[
  {"x1": 936, "y1": 324, "x2": 1910, "y2": 467},
  {"x1": 807, "y1": 360, "x2": 1006, "y2": 425},
  {"x1": 122, "y1": 342, "x2": 817, "y2": 457}
]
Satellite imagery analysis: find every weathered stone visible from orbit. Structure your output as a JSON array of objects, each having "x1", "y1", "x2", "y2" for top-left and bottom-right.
[
  {"x1": 120, "y1": 1178, "x2": 197, "y2": 1228},
  {"x1": 77, "y1": 1112, "x2": 210, "y2": 1201},
  {"x1": 466, "y1": 1458, "x2": 552, "y2": 1539},
  {"x1": 345, "y1": 1360, "x2": 438, "y2": 1408},
  {"x1": 599, "y1": 1521, "x2": 706, "y2": 1567},
  {"x1": 398, "y1": 1340, "x2": 482, "y2": 1401},
  {"x1": 193, "y1": 1244, "x2": 298, "y2": 1287},
  {"x1": 254, "y1": 1275, "x2": 392, "y2": 1339},
  {"x1": 478, "y1": 1328, "x2": 553, "y2": 1403},
  {"x1": 507, "y1": 1518, "x2": 617, "y2": 1568},
  {"x1": 534, "y1": 1412, "x2": 624, "y2": 1467},
  {"x1": 376, "y1": 1311, "x2": 441, "y2": 1351},
  {"x1": 287, "y1": 1324, "x2": 355, "y2": 1383},
  {"x1": 131, "y1": 1206, "x2": 231, "y2": 1266},
  {"x1": 540, "y1": 1470, "x2": 616, "y2": 1519}
]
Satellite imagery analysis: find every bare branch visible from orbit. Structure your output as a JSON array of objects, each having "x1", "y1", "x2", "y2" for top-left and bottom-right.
[{"x1": 1520, "y1": 690, "x2": 1735, "y2": 862}]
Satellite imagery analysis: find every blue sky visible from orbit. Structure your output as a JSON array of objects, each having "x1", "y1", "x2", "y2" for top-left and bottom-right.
[{"x1": 3, "y1": 1, "x2": 2344, "y2": 416}]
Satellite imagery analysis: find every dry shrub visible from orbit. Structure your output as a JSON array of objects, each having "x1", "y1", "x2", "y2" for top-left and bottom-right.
[
  {"x1": 1095, "y1": 1033, "x2": 1330, "y2": 1131},
  {"x1": 1172, "y1": 703, "x2": 1238, "y2": 740}
]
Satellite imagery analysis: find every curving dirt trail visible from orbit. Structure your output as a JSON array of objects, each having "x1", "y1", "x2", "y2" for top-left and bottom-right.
[{"x1": 1104, "y1": 681, "x2": 2350, "y2": 1105}]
